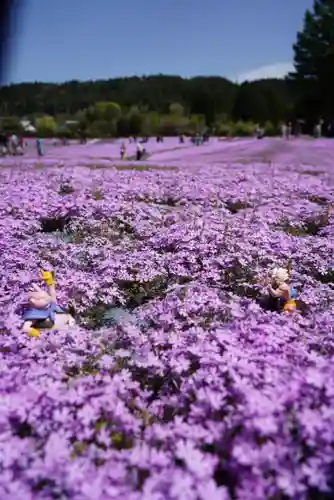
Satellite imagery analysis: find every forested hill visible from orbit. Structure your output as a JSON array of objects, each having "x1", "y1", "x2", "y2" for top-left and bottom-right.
[{"x1": 0, "y1": 74, "x2": 293, "y2": 124}]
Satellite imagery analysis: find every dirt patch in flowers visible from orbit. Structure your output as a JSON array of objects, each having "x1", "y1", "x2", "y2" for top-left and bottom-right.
[
  {"x1": 91, "y1": 189, "x2": 104, "y2": 200},
  {"x1": 86, "y1": 163, "x2": 178, "y2": 172},
  {"x1": 38, "y1": 214, "x2": 138, "y2": 246},
  {"x1": 64, "y1": 217, "x2": 135, "y2": 245},
  {"x1": 280, "y1": 206, "x2": 332, "y2": 237},
  {"x1": 308, "y1": 195, "x2": 330, "y2": 206},
  {"x1": 296, "y1": 169, "x2": 326, "y2": 176},
  {"x1": 58, "y1": 183, "x2": 75, "y2": 195},
  {"x1": 40, "y1": 216, "x2": 71, "y2": 233},
  {"x1": 221, "y1": 261, "x2": 259, "y2": 299},
  {"x1": 225, "y1": 199, "x2": 252, "y2": 214},
  {"x1": 316, "y1": 269, "x2": 334, "y2": 284},
  {"x1": 116, "y1": 275, "x2": 170, "y2": 308},
  {"x1": 79, "y1": 276, "x2": 170, "y2": 329},
  {"x1": 115, "y1": 164, "x2": 178, "y2": 172},
  {"x1": 135, "y1": 195, "x2": 179, "y2": 207}
]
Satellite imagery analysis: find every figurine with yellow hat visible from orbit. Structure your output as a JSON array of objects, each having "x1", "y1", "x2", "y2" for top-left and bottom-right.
[{"x1": 22, "y1": 269, "x2": 75, "y2": 337}]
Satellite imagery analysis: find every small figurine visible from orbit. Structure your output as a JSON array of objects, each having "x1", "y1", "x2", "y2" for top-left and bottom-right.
[
  {"x1": 267, "y1": 267, "x2": 297, "y2": 313},
  {"x1": 22, "y1": 270, "x2": 75, "y2": 337}
]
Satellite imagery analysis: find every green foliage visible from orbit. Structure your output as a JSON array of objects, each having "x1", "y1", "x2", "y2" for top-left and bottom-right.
[
  {"x1": 36, "y1": 116, "x2": 57, "y2": 137},
  {"x1": 231, "y1": 120, "x2": 255, "y2": 137},
  {"x1": 159, "y1": 114, "x2": 190, "y2": 136},
  {"x1": 88, "y1": 119, "x2": 113, "y2": 137},
  {"x1": 0, "y1": 75, "x2": 295, "y2": 134},
  {"x1": 83, "y1": 102, "x2": 121, "y2": 137},
  {"x1": 187, "y1": 114, "x2": 206, "y2": 134},
  {"x1": 127, "y1": 111, "x2": 143, "y2": 136},
  {"x1": 232, "y1": 80, "x2": 292, "y2": 123},
  {"x1": 0, "y1": 57, "x2": 326, "y2": 137},
  {"x1": 56, "y1": 128, "x2": 72, "y2": 140},
  {"x1": 0, "y1": 116, "x2": 22, "y2": 135},
  {"x1": 290, "y1": 0, "x2": 334, "y2": 120},
  {"x1": 169, "y1": 102, "x2": 184, "y2": 116},
  {"x1": 216, "y1": 122, "x2": 232, "y2": 136},
  {"x1": 264, "y1": 121, "x2": 279, "y2": 137}
]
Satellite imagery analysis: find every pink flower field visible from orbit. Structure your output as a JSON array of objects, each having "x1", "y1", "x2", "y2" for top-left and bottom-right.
[{"x1": 0, "y1": 137, "x2": 334, "y2": 500}]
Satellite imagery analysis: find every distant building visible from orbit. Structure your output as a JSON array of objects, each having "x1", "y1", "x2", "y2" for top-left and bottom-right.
[
  {"x1": 56, "y1": 121, "x2": 79, "y2": 132},
  {"x1": 20, "y1": 120, "x2": 36, "y2": 133}
]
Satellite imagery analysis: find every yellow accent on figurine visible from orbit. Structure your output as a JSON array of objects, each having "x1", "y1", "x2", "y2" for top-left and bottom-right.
[
  {"x1": 41, "y1": 270, "x2": 54, "y2": 287},
  {"x1": 28, "y1": 328, "x2": 40, "y2": 337},
  {"x1": 283, "y1": 299, "x2": 296, "y2": 312}
]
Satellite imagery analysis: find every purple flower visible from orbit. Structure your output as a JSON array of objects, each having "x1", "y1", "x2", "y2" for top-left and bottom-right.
[{"x1": 1, "y1": 138, "x2": 334, "y2": 498}]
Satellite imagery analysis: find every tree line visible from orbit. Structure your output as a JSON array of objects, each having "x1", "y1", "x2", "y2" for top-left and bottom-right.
[
  {"x1": 0, "y1": 0, "x2": 332, "y2": 138},
  {"x1": 0, "y1": 77, "x2": 294, "y2": 138}
]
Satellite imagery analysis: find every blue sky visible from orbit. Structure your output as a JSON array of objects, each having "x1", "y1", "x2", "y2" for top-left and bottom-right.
[{"x1": 6, "y1": 0, "x2": 313, "y2": 84}]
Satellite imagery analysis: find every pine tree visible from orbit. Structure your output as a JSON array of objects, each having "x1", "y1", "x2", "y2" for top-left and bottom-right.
[{"x1": 289, "y1": 0, "x2": 334, "y2": 119}]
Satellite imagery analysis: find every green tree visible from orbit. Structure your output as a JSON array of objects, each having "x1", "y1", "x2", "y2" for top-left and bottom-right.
[
  {"x1": 145, "y1": 112, "x2": 160, "y2": 136},
  {"x1": 232, "y1": 121, "x2": 255, "y2": 137},
  {"x1": 0, "y1": 76, "x2": 240, "y2": 119},
  {"x1": 127, "y1": 110, "x2": 143, "y2": 136},
  {"x1": 36, "y1": 116, "x2": 57, "y2": 137},
  {"x1": 289, "y1": 0, "x2": 334, "y2": 120},
  {"x1": 263, "y1": 120, "x2": 278, "y2": 137},
  {"x1": 117, "y1": 116, "x2": 131, "y2": 137},
  {"x1": 233, "y1": 80, "x2": 291, "y2": 124},
  {"x1": 87, "y1": 119, "x2": 112, "y2": 137},
  {"x1": 169, "y1": 102, "x2": 184, "y2": 117},
  {"x1": 188, "y1": 114, "x2": 206, "y2": 134},
  {"x1": 88, "y1": 102, "x2": 121, "y2": 121},
  {"x1": 159, "y1": 114, "x2": 189, "y2": 136},
  {"x1": 0, "y1": 116, "x2": 22, "y2": 135},
  {"x1": 215, "y1": 121, "x2": 233, "y2": 137},
  {"x1": 0, "y1": 74, "x2": 295, "y2": 132}
]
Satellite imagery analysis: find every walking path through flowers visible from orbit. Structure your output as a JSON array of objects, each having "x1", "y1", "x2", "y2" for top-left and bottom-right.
[{"x1": 0, "y1": 137, "x2": 333, "y2": 499}]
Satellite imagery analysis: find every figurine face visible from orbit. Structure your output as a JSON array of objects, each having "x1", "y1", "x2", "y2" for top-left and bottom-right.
[
  {"x1": 271, "y1": 267, "x2": 289, "y2": 286},
  {"x1": 28, "y1": 291, "x2": 52, "y2": 309}
]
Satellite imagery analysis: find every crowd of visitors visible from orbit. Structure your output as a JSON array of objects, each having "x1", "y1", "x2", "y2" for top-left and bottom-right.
[
  {"x1": 1, "y1": 124, "x2": 328, "y2": 163},
  {"x1": 0, "y1": 134, "x2": 46, "y2": 157},
  {"x1": 0, "y1": 133, "x2": 26, "y2": 156}
]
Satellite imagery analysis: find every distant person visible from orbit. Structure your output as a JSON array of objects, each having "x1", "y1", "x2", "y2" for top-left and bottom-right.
[
  {"x1": 281, "y1": 123, "x2": 287, "y2": 139},
  {"x1": 8, "y1": 134, "x2": 18, "y2": 155},
  {"x1": 314, "y1": 123, "x2": 321, "y2": 138},
  {"x1": 120, "y1": 142, "x2": 126, "y2": 160},
  {"x1": 256, "y1": 127, "x2": 264, "y2": 139},
  {"x1": 11, "y1": 134, "x2": 18, "y2": 150},
  {"x1": 294, "y1": 121, "x2": 300, "y2": 137},
  {"x1": 16, "y1": 136, "x2": 24, "y2": 155},
  {"x1": 0, "y1": 133, "x2": 8, "y2": 155},
  {"x1": 136, "y1": 141, "x2": 143, "y2": 161},
  {"x1": 36, "y1": 138, "x2": 44, "y2": 157}
]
